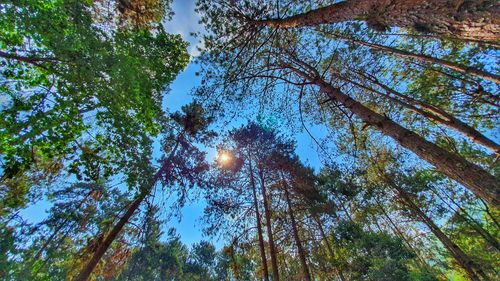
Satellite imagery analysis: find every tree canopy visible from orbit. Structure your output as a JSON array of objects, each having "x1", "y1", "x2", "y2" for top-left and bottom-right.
[{"x1": 1, "y1": 0, "x2": 499, "y2": 280}]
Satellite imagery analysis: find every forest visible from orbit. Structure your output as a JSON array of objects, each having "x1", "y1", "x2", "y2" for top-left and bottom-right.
[{"x1": 0, "y1": 0, "x2": 499, "y2": 280}]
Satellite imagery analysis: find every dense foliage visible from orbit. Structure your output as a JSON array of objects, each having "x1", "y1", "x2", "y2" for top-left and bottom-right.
[{"x1": 1, "y1": 0, "x2": 498, "y2": 280}]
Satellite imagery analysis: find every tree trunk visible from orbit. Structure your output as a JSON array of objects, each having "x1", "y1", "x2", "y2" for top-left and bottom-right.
[
  {"x1": 74, "y1": 138, "x2": 182, "y2": 281},
  {"x1": 249, "y1": 160, "x2": 271, "y2": 281},
  {"x1": 341, "y1": 70, "x2": 500, "y2": 155},
  {"x1": 258, "y1": 167, "x2": 280, "y2": 281},
  {"x1": 74, "y1": 192, "x2": 145, "y2": 281},
  {"x1": 255, "y1": 0, "x2": 500, "y2": 43},
  {"x1": 387, "y1": 179, "x2": 489, "y2": 281},
  {"x1": 288, "y1": 63, "x2": 500, "y2": 206},
  {"x1": 311, "y1": 214, "x2": 347, "y2": 281},
  {"x1": 283, "y1": 180, "x2": 312, "y2": 281},
  {"x1": 347, "y1": 38, "x2": 500, "y2": 84}
]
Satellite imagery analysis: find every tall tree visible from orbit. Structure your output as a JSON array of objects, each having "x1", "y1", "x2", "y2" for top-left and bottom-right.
[
  {"x1": 335, "y1": 69, "x2": 500, "y2": 155},
  {"x1": 196, "y1": 0, "x2": 499, "y2": 206},
  {"x1": 74, "y1": 103, "x2": 214, "y2": 281},
  {"x1": 284, "y1": 58, "x2": 499, "y2": 206},
  {"x1": 282, "y1": 177, "x2": 312, "y2": 281},
  {"x1": 256, "y1": 164, "x2": 280, "y2": 281},
  {"x1": 248, "y1": 156, "x2": 271, "y2": 281},
  {"x1": 251, "y1": 0, "x2": 500, "y2": 43},
  {"x1": 383, "y1": 175, "x2": 489, "y2": 281},
  {"x1": 203, "y1": 123, "x2": 298, "y2": 280}
]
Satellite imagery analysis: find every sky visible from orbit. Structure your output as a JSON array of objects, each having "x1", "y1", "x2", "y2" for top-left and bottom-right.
[
  {"x1": 20, "y1": 0, "x2": 328, "y2": 249},
  {"x1": 16, "y1": 0, "x2": 498, "y2": 251},
  {"x1": 159, "y1": 0, "x2": 328, "y2": 246}
]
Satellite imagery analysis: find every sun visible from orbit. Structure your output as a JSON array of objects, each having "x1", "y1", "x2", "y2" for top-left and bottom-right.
[
  {"x1": 217, "y1": 151, "x2": 232, "y2": 164},
  {"x1": 219, "y1": 152, "x2": 231, "y2": 162}
]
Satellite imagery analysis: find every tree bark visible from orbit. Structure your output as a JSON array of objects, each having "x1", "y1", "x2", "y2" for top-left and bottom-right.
[
  {"x1": 341, "y1": 70, "x2": 500, "y2": 155},
  {"x1": 282, "y1": 180, "x2": 312, "y2": 281},
  {"x1": 258, "y1": 167, "x2": 280, "y2": 281},
  {"x1": 288, "y1": 62, "x2": 500, "y2": 207},
  {"x1": 387, "y1": 179, "x2": 489, "y2": 281},
  {"x1": 249, "y1": 160, "x2": 271, "y2": 281},
  {"x1": 254, "y1": 0, "x2": 500, "y2": 43}
]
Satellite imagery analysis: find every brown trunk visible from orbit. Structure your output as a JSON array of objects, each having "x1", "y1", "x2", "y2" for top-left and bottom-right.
[
  {"x1": 255, "y1": 0, "x2": 500, "y2": 43},
  {"x1": 74, "y1": 137, "x2": 182, "y2": 281},
  {"x1": 312, "y1": 215, "x2": 347, "y2": 281},
  {"x1": 249, "y1": 160, "x2": 271, "y2": 281},
  {"x1": 342, "y1": 70, "x2": 500, "y2": 155},
  {"x1": 282, "y1": 180, "x2": 312, "y2": 281},
  {"x1": 348, "y1": 38, "x2": 500, "y2": 84},
  {"x1": 74, "y1": 192, "x2": 146, "y2": 281},
  {"x1": 387, "y1": 179, "x2": 489, "y2": 281},
  {"x1": 289, "y1": 63, "x2": 500, "y2": 206},
  {"x1": 258, "y1": 167, "x2": 280, "y2": 281}
]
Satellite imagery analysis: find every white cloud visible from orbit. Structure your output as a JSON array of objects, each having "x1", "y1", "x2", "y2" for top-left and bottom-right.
[
  {"x1": 187, "y1": 39, "x2": 204, "y2": 57},
  {"x1": 163, "y1": 0, "x2": 205, "y2": 57}
]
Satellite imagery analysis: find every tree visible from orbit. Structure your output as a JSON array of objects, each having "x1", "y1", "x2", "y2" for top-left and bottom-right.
[
  {"x1": 285, "y1": 59, "x2": 499, "y2": 206},
  {"x1": 114, "y1": 210, "x2": 232, "y2": 281},
  {"x1": 250, "y1": 0, "x2": 500, "y2": 43},
  {"x1": 4, "y1": 1, "x2": 499, "y2": 280},
  {"x1": 334, "y1": 69, "x2": 499, "y2": 155},
  {"x1": 281, "y1": 176, "x2": 312, "y2": 281},
  {"x1": 114, "y1": 210, "x2": 188, "y2": 281},
  {"x1": 384, "y1": 175, "x2": 489, "y2": 281},
  {"x1": 0, "y1": 0, "x2": 189, "y2": 215},
  {"x1": 195, "y1": 0, "x2": 499, "y2": 206},
  {"x1": 74, "y1": 103, "x2": 214, "y2": 281},
  {"x1": 204, "y1": 123, "x2": 311, "y2": 280},
  {"x1": 334, "y1": 220, "x2": 422, "y2": 281},
  {"x1": 349, "y1": 131, "x2": 498, "y2": 279},
  {"x1": 184, "y1": 241, "x2": 218, "y2": 280}
]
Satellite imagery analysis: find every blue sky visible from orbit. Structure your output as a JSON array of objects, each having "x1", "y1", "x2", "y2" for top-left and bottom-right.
[
  {"x1": 20, "y1": 0, "x2": 329, "y2": 249},
  {"x1": 160, "y1": 0, "x2": 328, "y2": 246},
  {"x1": 18, "y1": 0, "x2": 498, "y2": 251}
]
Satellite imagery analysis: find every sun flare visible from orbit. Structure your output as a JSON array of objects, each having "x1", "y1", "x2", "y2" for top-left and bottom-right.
[{"x1": 217, "y1": 152, "x2": 231, "y2": 163}]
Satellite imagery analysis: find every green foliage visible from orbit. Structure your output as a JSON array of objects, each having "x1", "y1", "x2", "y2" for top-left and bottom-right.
[
  {"x1": 2, "y1": 0, "x2": 499, "y2": 280},
  {"x1": 0, "y1": 224, "x2": 16, "y2": 279},
  {"x1": 0, "y1": 0, "x2": 189, "y2": 216},
  {"x1": 335, "y1": 221, "x2": 422, "y2": 281},
  {"x1": 114, "y1": 210, "x2": 233, "y2": 281}
]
